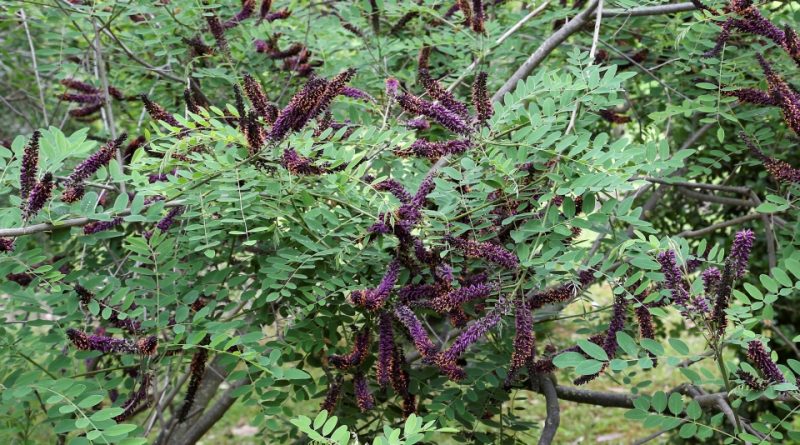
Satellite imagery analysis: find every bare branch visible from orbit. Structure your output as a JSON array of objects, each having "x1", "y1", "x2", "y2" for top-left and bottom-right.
[
  {"x1": 537, "y1": 375, "x2": 561, "y2": 445},
  {"x1": 676, "y1": 213, "x2": 762, "y2": 238},
  {"x1": 602, "y1": 2, "x2": 697, "y2": 18}
]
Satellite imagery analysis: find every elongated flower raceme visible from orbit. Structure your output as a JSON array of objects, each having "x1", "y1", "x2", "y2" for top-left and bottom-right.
[
  {"x1": 74, "y1": 285, "x2": 94, "y2": 305},
  {"x1": 141, "y1": 95, "x2": 184, "y2": 129},
  {"x1": 155, "y1": 206, "x2": 185, "y2": 233},
  {"x1": 60, "y1": 78, "x2": 99, "y2": 94},
  {"x1": 320, "y1": 375, "x2": 343, "y2": 413},
  {"x1": 656, "y1": 250, "x2": 690, "y2": 308},
  {"x1": 242, "y1": 73, "x2": 274, "y2": 122},
  {"x1": 741, "y1": 132, "x2": 800, "y2": 183},
  {"x1": 0, "y1": 238, "x2": 15, "y2": 253},
  {"x1": 62, "y1": 133, "x2": 127, "y2": 203},
  {"x1": 390, "y1": 345, "x2": 415, "y2": 416},
  {"x1": 440, "y1": 301, "x2": 505, "y2": 364},
  {"x1": 757, "y1": 54, "x2": 800, "y2": 136},
  {"x1": 205, "y1": 13, "x2": 230, "y2": 55},
  {"x1": 376, "y1": 312, "x2": 395, "y2": 388},
  {"x1": 264, "y1": 9, "x2": 291, "y2": 22},
  {"x1": 373, "y1": 179, "x2": 412, "y2": 204},
  {"x1": 223, "y1": 0, "x2": 255, "y2": 28},
  {"x1": 397, "y1": 93, "x2": 471, "y2": 135},
  {"x1": 701, "y1": 267, "x2": 722, "y2": 295},
  {"x1": 341, "y1": 86, "x2": 373, "y2": 102},
  {"x1": 736, "y1": 370, "x2": 767, "y2": 390},
  {"x1": 177, "y1": 338, "x2": 209, "y2": 422},
  {"x1": 66, "y1": 328, "x2": 157, "y2": 355},
  {"x1": 23, "y1": 172, "x2": 53, "y2": 220},
  {"x1": 329, "y1": 326, "x2": 371, "y2": 370},
  {"x1": 723, "y1": 88, "x2": 777, "y2": 106},
  {"x1": 504, "y1": 298, "x2": 534, "y2": 389},
  {"x1": 430, "y1": 282, "x2": 494, "y2": 312},
  {"x1": 471, "y1": 0, "x2": 485, "y2": 33},
  {"x1": 397, "y1": 138, "x2": 471, "y2": 159},
  {"x1": 472, "y1": 71, "x2": 492, "y2": 126},
  {"x1": 309, "y1": 68, "x2": 357, "y2": 122},
  {"x1": 385, "y1": 77, "x2": 399, "y2": 98},
  {"x1": 394, "y1": 304, "x2": 438, "y2": 358},
  {"x1": 269, "y1": 78, "x2": 329, "y2": 141},
  {"x1": 455, "y1": 0, "x2": 472, "y2": 25},
  {"x1": 747, "y1": 340, "x2": 785, "y2": 383},
  {"x1": 350, "y1": 260, "x2": 401, "y2": 311},
  {"x1": 405, "y1": 118, "x2": 430, "y2": 130},
  {"x1": 353, "y1": 371, "x2": 374, "y2": 412},
  {"x1": 447, "y1": 235, "x2": 519, "y2": 269},
  {"x1": 576, "y1": 295, "x2": 629, "y2": 385},
  {"x1": 712, "y1": 229, "x2": 756, "y2": 336},
  {"x1": 418, "y1": 68, "x2": 470, "y2": 118},
  {"x1": 529, "y1": 270, "x2": 595, "y2": 310},
  {"x1": 19, "y1": 130, "x2": 41, "y2": 201},
  {"x1": 69, "y1": 102, "x2": 104, "y2": 118},
  {"x1": 114, "y1": 373, "x2": 152, "y2": 422},
  {"x1": 84, "y1": 217, "x2": 124, "y2": 235},
  {"x1": 243, "y1": 111, "x2": 264, "y2": 154},
  {"x1": 280, "y1": 148, "x2": 328, "y2": 175}
]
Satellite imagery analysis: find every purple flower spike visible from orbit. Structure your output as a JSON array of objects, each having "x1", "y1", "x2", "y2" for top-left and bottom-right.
[
  {"x1": 269, "y1": 78, "x2": 329, "y2": 141},
  {"x1": 440, "y1": 302, "x2": 504, "y2": 363},
  {"x1": 223, "y1": 0, "x2": 255, "y2": 29},
  {"x1": 177, "y1": 340, "x2": 209, "y2": 422},
  {"x1": 418, "y1": 68, "x2": 470, "y2": 119},
  {"x1": 529, "y1": 272, "x2": 594, "y2": 310},
  {"x1": 394, "y1": 305, "x2": 438, "y2": 358},
  {"x1": 373, "y1": 179, "x2": 412, "y2": 204},
  {"x1": 205, "y1": 13, "x2": 229, "y2": 54},
  {"x1": 341, "y1": 86, "x2": 374, "y2": 102},
  {"x1": 84, "y1": 217, "x2": 124, "y2": 235},
  {"x1": 723, "y1": 88, "x2": 778, "y2": 106},
  {"x1": 141, "y1": 95, "x2": 183, "y2": 128},
  {"x1": 447, "y1": 236, "x2": 519, "y2": 269},
  {"x1": 747, "y1": 340, "x2": 785, "y2": 383},
  {"x1": 329, "y1": 326, "x2": 371, "y2": 370},
  {"x1": 114, "y1": 374, "x2": 152, "y2": 422},
  {"x1": 23, "y1": 172, "x2": 53, "y2": 220},
  {"x1": 19, "y1": 130, "x2": 41, "y2": 201},
  {"x1": 702, "y1": 267, "x2": 722, "y2": 295},
  {"x1": 504, "y1": 298, "x2": 534, "y2": 389},
  {"x1": 320, "y1": 375, "x2": 343, "y2": 413},
  {"x1": 376, "y1": 311, "x2": 395, "y2": 388},
  {"x1": 155, "y1": 206, "x2": 185, "y2": 233},
  {"x1": 398, "y1": 138, "x2": 471, "y2": 159},
  {"x1": 656, "y1": 250, "x2": 690, "y2": 308},
  {"x1": 62, "y1": 134, "x2": 127, "y2": 203},
  {"x1": 405, "y1": 118, "x2": 430, "y2": 130},
  {"x1": 729, "y1": 229, "x2": 755, "y2": 279},
  {"x1": 0, "y1": 238, "x2": 15, "y2": 253},
  {"x1": 472, "y1": 71, "x2": 493, "y2": 125},
  {"x1": 242, "y1": 73, "x2": 274, "y2": 122},
  {"x1": 385, "y1": 77, "x2": 399, "y2": 98},
  {"x1": 350, "y1": 260, "x2": 401, "y2": 311},
  {"x1": 397, "y1": 93, "x2": 471, "y2": 135},
  {"x1": 66, "y1": 328, "x2": 137, "y2": 354},
  {"x1": 743, "y1": 134, "x2": 800, "y2": 183},
  {"x1": 353, "y1": 372, "x2": 374, "y2": 412},
  {"x1": 60, "y1": 78, "x2": 100, "y2": 94},
  {"x1": 431, "y1": 283, "x2": 494, "y2": 312},
  {"x1": 602, "y1": 295, "x2": 628, "y2": 359}
]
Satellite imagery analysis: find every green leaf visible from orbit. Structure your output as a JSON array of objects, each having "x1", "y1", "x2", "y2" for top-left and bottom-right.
[
  {"x1": 578, "y1": 340, "x2": 609, "y2": 361},
  {"x1": 313, "y1": 410, "x2": 327, "y2": 430},
  {"x1": 668, "y1": 338, "x2": 689, "y2": 355},
  {"x1": 553, "y1": 352, "x2": 586, "y2": 368},
  {"x1": 77, "y1": 394, "x2": 104, "y2": 409},
  {"x1": 575, "y1": 359, "x2": 604, "y2": 375},
  {"x1": 667, "y1": 392, "x2": 684, "y2": 415},
  {"x1": 640, "y1": 339, "x2": 665, "y2": 356},
  {"x1": 651, "y1": 391, "x2": 667, "y2": 413},
  {"x1": 616, "y1": 331, "x2": 639, "y2": 356}
]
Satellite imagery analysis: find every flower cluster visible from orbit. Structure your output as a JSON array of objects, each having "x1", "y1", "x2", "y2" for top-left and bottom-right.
[
  {"x1": 242, "y1": 73, "x2": 277, "y2": 124},
  {"x1": 58, "y1": 78, "x2": 128, "y2": 119},
  {"x1": 708, "y1": 229, "x2": 755, "y2": 336},
  {"x1": 447, "y1": 235, "x2": 519, "y2": 269},
  {"x1": 0, "y1": 237, "x2": 15, "y2": 253},
  {"x1": 397, "y1": 93, "x2": 471, "y2": 135},
  {"x1": 747, "y1": 340, "x2": 785, "y2": 383},
  {"x1": 19, "y1": 130, "x2": 41, "y2": 202},
  {"x1": 329, "y1": 326, "x2": 371, "y2": 370},
  {"x1": 114, "y1": 373, "x2": 152, "y2": 422},
  {"x1": 528, "y1": 270, "x2": 595, "y2": 309},
  {"x1": 62, "y1": 134, "x2": 128, "y2": 203},
  {"x1": 656, "y1": 250, "x2": 690, "y2": 308},
  {"x1": 84, "y1": 217, "x2": 123, "y2": 235},
  {"x1": 396, "y1": 138, "x2": 472, "y2": 159},
  {"x1": 178, "y1": 338, "x2": 209, "y2": 422},
  {"x1": 349, "y1": 260, "x2": 401, "y2": 311},
  {"x1": 23, "y1": 172, "x2": 53, "y2": 221},
  {"x1": 394, "y1": 304, "x2": 438, "y2": 358},
  {"x1": 353, "y1": 371, "x2": 374, "y2": 412},
  {"x1": 376, "y1": 312, "x2": 395, "y2": 388},
  {"x1": 504, "y1": 298, "x2": 534, "y2": 389},
  {"x1": 320, "y1": 375, "x2": 343, "y2": 413},
  {"x1": 66, "y1": 328, "x2": 156, "y2": 355},
  {"x1": 472, "y1": 71, "x2": 493, "y2": 126},
  {"x1": 741, "y1": 132, "x2": 800, "y2": 184}
]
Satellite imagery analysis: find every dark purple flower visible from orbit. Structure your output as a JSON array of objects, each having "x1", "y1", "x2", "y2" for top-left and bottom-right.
[
  {"x1": 737, "y1": 370, "x2": 767, "y2": 390},
  {"x1": 385, "y1": 77, "x2": 399, "y2": 97},
  {"x1": 455, "y1": 0, "x2": 473, "y2": 25},
  {"x1": 341, "y1": 86, "x2": 374, "y2": 102},
  {"x1": 329, "y1": 326, "x2": 371, "y2": 370},
  {"x1": 205, "y1": 13, "x2": 229, "y2": 54},
  {"x1": 350, "y1": 260, "x2": 400, "y2": 311},
  {"x1": 405, "y1": 118, "x2": 430, "y2": 130},
  {"x1": 397, "y1": 93, "x2": 471, "y2": 135},
  {"x1": 259, "y1": 0, "x2": 272, "y2": 19},
  {"x1": 280, "y1": 148, "x2": 327, "y2": 175},
  {"x1": 243, "y1": 111, "x2": 264, "y2": 154},
  {"x1": 747, "y1": 340, "x2": 785, "y2": 383},
  {"x1": 398, "y1": 284, "x2": 436, "y2": 304},
  {"x1": 263, "y1": 9, "x2": 291, "y2": 21},
  {"x1": 723, "y1": 88, "x2": 777, "y2": 106},
  {"x1": 390, "y1": 345, "x2": 415, "y2": 417},
  {"x1": 62, "y1": 134, "x2": 127, "y2": 203},
  {"x1": 471, "y1": 0, "x2": 485, "y2": 33},
  {"x1": 376, "y1": 311, "x2": 395, "y2": 388},
  {"x1": 634, "y1": 305, "x2": 655, "y2": 342},
  {"x1": 74, "y1": 284, "x2": 94, "y2": 305},
  {"x1": 447, "y1": 235, "x2": 519, "y2": 269},
  {"x1": 398, "y1": 138, "x2": 471, "y2": 159},
  {"x1": 504, "y1": 298, "x2": 534, "y2": 389},
  {"x1": 141, "y1": 95, "x2": 184, "y2": 128},
  {"x1": 60, "y1": 78, "x2": 99, "y2": 94},
  {"x1": 23, "y1": 172, "x2": 53, "y2": 220},
  {"x1": 58, "y1": 92, "x2": 103, "y2": 104},
  {"x1": 440, "y1": 302, "x2": 505, "y2": 363},
  {"x1": 373, "y1": 179, "x2": 412, "y2": 204},
  {"x1": 729, "y1": 229, "x2": 755, "y2": 279},
  {"x1": 223, "y1": 0, "x2": 255, "y2": 29},
  {"x1": 243, "y1": 73, "x2": 275, "y2": 122},
  {"x1": 66, "y1": 328, "x2": 138, "y2": 354},
  {"x1": 84, "y1": 217, "x2": 124, "y2": 235},
  {"x1": 757, "y1": 54, "x2": 800, "y2": 136},
  {"x1": 0, "y1": 237, "x2": 15, "y2": 253},
  {"x1": 702, "y1": 267, "x2": 722, "y2": 295},
  {"x1": 183, "y1": 89, "x2": 200, "y2": 114},
  {"x1": 184, "y1": 36, "x2": 214, "y2": 56},
  {"x1": 418, "y1": 68, "x2": 470, "y2": 119},
  {"x1": 154, "y1": 206, "x2": 185, "y2": 234},
  {"x1": 656, "y1": 250, "x2": 690, "y2": 308},
  {"x1": 602, "y1": 295, "x2": 628, "y2": 359},
  {"x1": 7, "y1": 272, "x2": 33, "y2": 286},
  {"x1": 320, "y1": 375, "x2": 343, "y2": 413},
  {"x1": 472, "y1": 71, "x2": 493, "y2": 125},
  {"x1": 137, "y1": 336, "x2": 158, "y2": 355},
  {"x1": 394, "y1": 304, "x2": 438, "y2": 358},
  {"x1": 353, "y1": 372, "x2": 374, "y2": 412},
  {"x1": 114, "y1": 373, "x2": 152, "y2": 422},
  {"x1": 19, "y1": 130, "x2": 41, "y2": 201},
  {"x1": 178, "y1": 339, "x2": 209, "y2": 422},
  {"x1": 431, "y1": 283, "x2": 494, "y2": 312},
  {"x1": 598, "y1": 109, "x2": 630, "y2": 124},
  {"x1": 742, "y1": 132, "x2": 800, "y2": 183},
  {"x1": 269, "y1": 78, "x2": 329, "y2": 141},
  {"x1": 529, "y1": 271, "x2": 594, "y2": 309}
]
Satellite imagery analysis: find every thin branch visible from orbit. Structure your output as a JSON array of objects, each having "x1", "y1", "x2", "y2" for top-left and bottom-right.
[
  {"x1": 537, "y1": 375, "x2": 560, "y2": 445},
  {"x1": 19, "y1": 9, "x2": 49, "y2": 127},
  {"x1": 170, "y1": 378, "x2": 249, "y2": 445},
  {"x1": 678, "y1": 187, "x2": 754, "y2": 207},
  {"x1": 602, "y1": 2, "x2": 697, "y2": 18},
  {"x1": 92, "y1": 19, "x2": 125, "y2": 195},
  {"x1": 0, "y1": 200, "x2": 185, "y2": 238},
  {"x1": 676, "y1": 213, "x2": 762, "y2": 238},
  {"x1": 565, "y1": 0, "x2": 603, "y2": 135}
]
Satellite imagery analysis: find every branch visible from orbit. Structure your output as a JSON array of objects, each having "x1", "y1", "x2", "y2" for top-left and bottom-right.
[
  {"x1": 492, "y1": 0, "x2": 601, "y2": 102},
  {"x1": 537, "y1": 375, "x2": 561, "y2": 445},
  {"x1": 678, "y1": 187, "x2": 755, "y2": 207},
  {"x1": 170, "y1": 378, "x2": 249, "y2": 445},
  {"x1": 676, "y1": 213, "x2": 762, "y2": 238},
  {"x1": 0, "y1": 200, "x2": 185, "y2": 238},
  {"x1": 602, "y1": 2, "x2": 697, "y2": 18}
]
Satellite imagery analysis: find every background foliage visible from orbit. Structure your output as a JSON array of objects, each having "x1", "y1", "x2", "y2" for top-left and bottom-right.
[{"x1": 1, "y1": 0, "x2": 799, "y2": 444}]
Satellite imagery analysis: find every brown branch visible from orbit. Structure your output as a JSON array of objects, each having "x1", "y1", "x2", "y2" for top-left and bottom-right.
[
  {"x1": 678, "y1": 187, "x2": 754, "y2": 207},
  {"x1": 170, "y1": 378, "x2": 249, "y2": 445},
  {"x1": 602, "y1": 2, "x2": 697, "y2": 18},
  {"x1": 537, "y1": 375, "x2": 561, "y2": 445},
  {"x1": 676, "y1": 213, "x2": 762, "y2": 238}
]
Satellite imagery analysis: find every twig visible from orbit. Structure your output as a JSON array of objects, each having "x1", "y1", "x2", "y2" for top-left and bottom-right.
[
  {"x1": 565, "y1": 0, "x2": 603, "y2": 135},
  {"x1": 676, "y1": 213, "x2": 762, "y2": 238},
  {"x1": 602, "y1": 2, "x2": 697, "y2": 17},
  {"x1": 678, "y1": 187, "x2": 754, "y2": 207},
  {"x1": 19, "y1": 9, "x2": 49, "y2": 127}
]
